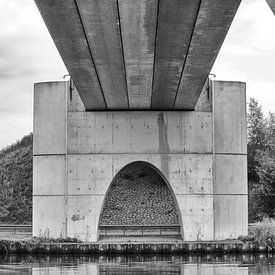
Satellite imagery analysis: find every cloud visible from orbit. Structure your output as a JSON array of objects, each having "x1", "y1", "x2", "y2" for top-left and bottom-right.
[
  {"x1": 213, "y1": 0, "x2": 275, "y2": 113},
  {"x1": 0, "y1": 0, "x2": 66, "y2": 149}
]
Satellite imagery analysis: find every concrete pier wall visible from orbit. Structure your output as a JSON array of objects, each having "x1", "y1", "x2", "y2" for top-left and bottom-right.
[
  {"x1": 213, "y1": 81, "x2": 247, "y2": 240},
  {"x1": 33, "y1": 80, "x2": 247, "y2": 242}
]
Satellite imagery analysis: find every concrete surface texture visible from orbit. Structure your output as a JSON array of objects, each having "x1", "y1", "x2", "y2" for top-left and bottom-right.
[
  {"x1": 34, "y1": 0, "x2": 241, "y2": 111},
  {"x1": 33, "y1": 80, "x2": 248, "y2": 242}
]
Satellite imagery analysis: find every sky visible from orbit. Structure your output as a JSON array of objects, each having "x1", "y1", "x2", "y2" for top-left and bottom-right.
[{"x1": 0, "y1": 0, "x2": 275, "y2": 149}]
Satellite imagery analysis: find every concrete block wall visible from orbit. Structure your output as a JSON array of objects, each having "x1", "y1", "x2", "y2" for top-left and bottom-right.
[
  {"x1": 33, "y1": 80, "x2": 247, "y2": 242},
  {"x1": 33, "y1": 82, "x2": 68, "y2": 239},
  {"x1": 213, "y1": 81, "x2": 248, "y2": 240}
]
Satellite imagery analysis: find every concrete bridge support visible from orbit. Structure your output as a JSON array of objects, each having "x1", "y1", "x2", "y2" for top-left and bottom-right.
[{"x1": 33, "y1": 80, "x2": 247, "y2": 242}]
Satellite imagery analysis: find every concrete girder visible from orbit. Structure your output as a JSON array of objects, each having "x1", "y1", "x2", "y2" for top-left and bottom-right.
[
  {"x1": 34, "y1": 0, "x2": 106, "y2": 110},
  {"x1": 75, "y1": 0, "x2": 129, "y2": 109},
  {"x1": 151, "y1": 0, "x2": 201, "y2": 109},
  {"x1": 174, "y1": 0, "x2": 242, "y2": 110},
  {"x1": 266, "y1": 0, "x2": 275, "y2": 14},
  {"x1": 118, "y1": 0, "x2": 158, "y2": 109}
]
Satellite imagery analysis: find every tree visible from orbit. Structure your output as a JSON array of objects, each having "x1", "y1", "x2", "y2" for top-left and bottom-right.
[
  {"x1": 248, "y1": 98, "x2": 275, "y2": 222},
  {"x1": 247, "y1": 98, "x2": 268, "y2": 184},
  {"x1": 0, "y1": 134, "x2": 33, "y2": 224},
  {"x1": 252, "y1": 149, "x2": 275, "y2": 220},
  {"x1": 267, "y1": 112, "x2": 275, "y2": 151}
]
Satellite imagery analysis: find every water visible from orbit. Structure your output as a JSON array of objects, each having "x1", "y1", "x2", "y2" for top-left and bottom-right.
[{"x1": 0, "y1": 254, "x2": 274, "y2": 274}]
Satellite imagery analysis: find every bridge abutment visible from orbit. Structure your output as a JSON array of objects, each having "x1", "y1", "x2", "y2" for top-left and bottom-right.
[{"x1": 33, "y1": 80, "x2": 247, "y2": 242}]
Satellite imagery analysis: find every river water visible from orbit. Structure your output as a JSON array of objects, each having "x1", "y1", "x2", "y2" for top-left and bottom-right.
[{"x1": 0, "y1": 254, "x2": 274, "y2": 274}]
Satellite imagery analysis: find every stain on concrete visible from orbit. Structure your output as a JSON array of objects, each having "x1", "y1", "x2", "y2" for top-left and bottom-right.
[
  {"x1": 129, "y1": 75, "x2": 146, "y2": 86},
  {"x1": 143, "y1": 0, "x2": 158, "y2": 54},
  {"x1": 157, "y1": 112, "x2": 170, "y2": 180},
  {"x1": 71, "y1": 214, "x2": 85, "y2": 221}
]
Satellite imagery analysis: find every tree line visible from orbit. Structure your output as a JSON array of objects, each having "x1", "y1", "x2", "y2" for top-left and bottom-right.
[
  {"x1": 247, "y1": 98, "x2": 275, "y2": 222},
  {"x1": 0, "y1": 134, "x2": 32, "y2": 224}
]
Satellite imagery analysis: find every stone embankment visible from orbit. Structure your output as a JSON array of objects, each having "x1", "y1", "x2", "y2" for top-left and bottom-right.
[
  {"x1": 100, "y1": 163, "x2": 179, "y2": 226},
  {"x1": 0, "y1": 239, "x2": 274, "y2": 254}
]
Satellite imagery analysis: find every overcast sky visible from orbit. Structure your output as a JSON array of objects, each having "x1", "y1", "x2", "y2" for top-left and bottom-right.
[{"x1": 0, "y1": 0, "x2": 275, "y2": 149}]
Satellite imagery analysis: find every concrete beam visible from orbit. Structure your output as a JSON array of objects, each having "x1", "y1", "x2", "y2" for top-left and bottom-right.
[
  {"x1": 34, "y1": 0, "x2": 106, "y2": 110},
  {"x1": 33, "y1": 82, "x2": 67, "y2": 155},
  {"x1": 35, "y1": 1, "x2": 242, "y2": 110},
  {"x1": 174, "y1": 0, "x2": 241, "y2": 110},
  {"x1": 75, "y1": 0, "x2": 129, "y2": 109},
  {"x1": 118, "y1": 0, "x2": 158, "y2": 108},
  {"x1": 267, "y1": 0, "x2": 275, "y2": 14},
  {"x1": 151, "y1": 0, "x2": 200, "y2": 109}
]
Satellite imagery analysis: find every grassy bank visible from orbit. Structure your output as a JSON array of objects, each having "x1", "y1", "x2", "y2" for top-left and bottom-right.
[
  {"x1": 248, "y1": 218, "x2": 275, "y2": 248},
  {"x1": 238, "y1": 218, "x2": 275, "y2": 250},
  {"x1": 1, "y1": 220, "x2": 275, "y2": 254}
]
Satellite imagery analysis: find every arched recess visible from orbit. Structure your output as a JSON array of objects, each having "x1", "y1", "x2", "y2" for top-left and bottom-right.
[{"x1": 97, "y1": 161, "x2": 183, "y2": 240}]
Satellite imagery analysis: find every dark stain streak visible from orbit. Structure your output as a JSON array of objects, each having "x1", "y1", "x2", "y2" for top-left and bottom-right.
[
  {"x1": 143, "y1": 0, "x2": 158, "y2": 54},
  {"x1": 157, "y1": 112, "x2": 170, "y2": 180}
]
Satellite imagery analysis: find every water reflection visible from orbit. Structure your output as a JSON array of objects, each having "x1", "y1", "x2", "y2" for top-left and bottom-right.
[{"x1": 0, "y1": 254, "x2": 274, "y2": 274}]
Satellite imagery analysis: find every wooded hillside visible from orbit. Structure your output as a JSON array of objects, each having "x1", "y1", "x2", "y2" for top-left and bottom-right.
[{"x1": 0, "y1": 134, "x2": 32, "y2": 224}]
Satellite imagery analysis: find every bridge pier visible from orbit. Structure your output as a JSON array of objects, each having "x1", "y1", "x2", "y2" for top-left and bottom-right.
[{"x1": 33, "y1": 80, "x2": 247, "y2": 242}]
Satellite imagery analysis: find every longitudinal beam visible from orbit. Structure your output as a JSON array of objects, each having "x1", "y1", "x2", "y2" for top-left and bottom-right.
[
  {"x1": 266, "y1": 0, "x2": 275, "y2": 14},
  {"x1": 34, "y1": 0, "x2": 107, "y2": 110},
  {"x1": 75, "y1": 0, "x2": 129, "y2": 109},
  {"x1": 118, "y1": 0, "x2": 158, "y2": 109},
  {"x1": 174, "y1": 0, "x2": 242, "y2": 110},
  {"x1": 151, "y1": 0, "x2": 201, "y2": 109}
]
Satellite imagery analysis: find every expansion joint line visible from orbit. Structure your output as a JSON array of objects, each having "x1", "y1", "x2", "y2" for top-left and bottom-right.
[
  {"x1": 74, "y1": 0, "x2": 108, "y2": 108},
  {"x1": 172, "y1": 0, "x2": 202, "y2": 109},
  {"x1": 116, "y1": 0, "x2": 130, "y2": 108},
  {"x1": 150, "y1": 0, "x2": 160, "y2": 108}
]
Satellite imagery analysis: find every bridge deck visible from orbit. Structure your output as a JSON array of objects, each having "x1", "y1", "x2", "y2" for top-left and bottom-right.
[{"x1": 34, "y1": 0, "x2": 241, "y2": 111}]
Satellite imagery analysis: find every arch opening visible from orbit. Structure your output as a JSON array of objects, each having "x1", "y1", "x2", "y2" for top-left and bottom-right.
[{"x1": 98, "y1": 161, "x2": 182, "y2": 241}]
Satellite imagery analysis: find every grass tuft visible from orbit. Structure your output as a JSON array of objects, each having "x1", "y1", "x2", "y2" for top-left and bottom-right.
[{"x1": 242, "y1": 218, "x2": 275, "y2": 247}]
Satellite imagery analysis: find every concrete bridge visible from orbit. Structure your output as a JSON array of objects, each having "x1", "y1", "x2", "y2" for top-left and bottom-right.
[{"x1": 32, "y1": 0, "x2": 274, "y2": 242}]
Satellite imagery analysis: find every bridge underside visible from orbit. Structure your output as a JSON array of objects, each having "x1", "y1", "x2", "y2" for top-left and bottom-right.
[
  {"x1": 34, "y1": 0, "x2": 241, "y2": 111},
  {"x1": 267, "y1": 0, "x2": 275, "y2": 14}
]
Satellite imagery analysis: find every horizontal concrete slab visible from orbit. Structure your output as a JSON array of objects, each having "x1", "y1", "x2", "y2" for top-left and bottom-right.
[{"x1": 67, "y1": 111, "x2": 213, "y2": 154}]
